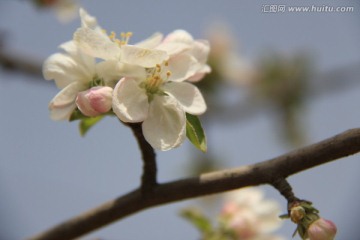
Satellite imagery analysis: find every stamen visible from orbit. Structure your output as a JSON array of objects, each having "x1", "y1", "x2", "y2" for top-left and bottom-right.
[
  {"x1": 156, "y1": 64, "x2": 162, "y2": 72},
  {"x1": 109, "y1": 31, "x2": 116, "y2": 40}
]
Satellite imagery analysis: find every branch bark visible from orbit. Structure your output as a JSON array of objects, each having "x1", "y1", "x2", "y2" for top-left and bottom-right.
[
  {"x1": 127, "y1": 123, "x2": 157, "y2": 195},
  {"x1": 27, "y1": 128, "x2": 360, "y2": 240}
]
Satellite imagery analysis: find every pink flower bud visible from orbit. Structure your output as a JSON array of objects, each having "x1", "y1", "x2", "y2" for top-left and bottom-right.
[
  {"x1": 76, "y1": 86, "x2": 113, "y2": 117},
  {"x1": 307, "y1": 218, "x2": 337, "y2": 240}
]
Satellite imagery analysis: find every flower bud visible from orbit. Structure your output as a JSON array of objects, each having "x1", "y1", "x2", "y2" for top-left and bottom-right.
[
  {"x1": 290, "y1": 206, "x2": 305, "y2": 224},
  {"x1": 76, "y1": 86, "x2": 113, "y2": 117},
  {"x1": 307, "y1": 218, "x2": 337, "y2": 240}
]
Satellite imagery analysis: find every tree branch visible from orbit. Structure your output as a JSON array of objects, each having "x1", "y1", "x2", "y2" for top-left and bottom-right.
[
  {"x1": 27, "y1": 128, "x2": 360, "y2": 240},
  {"x1": 0, "y1": 50, "x2": 42, "y2": 77}
]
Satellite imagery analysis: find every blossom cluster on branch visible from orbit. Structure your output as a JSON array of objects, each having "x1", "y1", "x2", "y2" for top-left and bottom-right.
[{"x1": 43, "y1": 8, "x2": 210, "y2": 151}]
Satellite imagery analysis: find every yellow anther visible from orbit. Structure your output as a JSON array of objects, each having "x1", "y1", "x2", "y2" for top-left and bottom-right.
[
  {"x1": 126, "y1": 32, "x2": 133, "y2": 37},
  {"x1": 109, "y1": 31, "x2": 116, "y2": 39},
  {"x1": 156, "y1": 64, "x2": 162, "y2": 72},
  {"x1": 164, "y1": 61, "x2": 169, "y2": 66},
  {"x1": 166, "y1": 71, "x2": 171, "y2": 77}
]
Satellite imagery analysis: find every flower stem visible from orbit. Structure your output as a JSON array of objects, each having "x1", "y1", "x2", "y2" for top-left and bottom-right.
[
  {"x1": 128, "y1": 123, "x2": 157, "y2": 196},
  {"x1": 271, "y1": 178, "x2": 298, "y2": 206}
]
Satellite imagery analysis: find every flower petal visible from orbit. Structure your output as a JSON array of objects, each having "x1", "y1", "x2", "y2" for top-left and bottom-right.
[
  {"x1": 112, "y1": 78, "x2": 149, "y2": 123},
  {"x1": 49, "y1": 82, "x2": 87, "y2": 120},
  {"x1": 79, "y1": 8, "x2": 98, "y2": 29},
  {"x1": 121, "y1": 45, "x2": 168, "y2": 68},
  {"x1": 156, "y1": 41, "x2": 191, "y2": 56},
  {"x1": 192, "y1": 40, "x2": 210, "y2": 64},
  {"x1": 163, "y1": 82, "x2": 206, "y2": 115},
  {"x1": 167, "y1": 53, "x2": 197, "y2": 82},
  {"x1": 74, "y1": 27, "x2": 121, "y2": 60},
  {"x1": 43, "y1": 52, "x2": 93, "y2": 88},
  {"x1": 135, "y1": 32, "x2": 163, "y2": 49},
  {"x1": 163, "y1": 29, "x2": 194, "y2": 44},
  {"x1": 142, "y1": 95, "x2": 186, "y2": 151}
]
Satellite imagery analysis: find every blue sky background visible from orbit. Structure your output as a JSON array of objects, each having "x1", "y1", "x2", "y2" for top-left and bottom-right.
[{"x1": 0, "y1": 0, "x2": 360, "y2": 239}]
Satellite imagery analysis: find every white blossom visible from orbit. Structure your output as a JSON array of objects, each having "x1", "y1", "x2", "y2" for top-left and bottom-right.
[
  {"x1": 155, "y1": 30, "x2": 211, "y2": 82},
  {"x1": 221, "y1": 188, "x2": 285, "y2": 240},
  {"x1": 43, "y1": 9, "x2": 121, "y2": 120},
  {"x1": 112, "y1": 54, "x2": 207, "y2": 151},
  {"x1": 73, "y1": 14, "x2": 168, "y2": 69},
  {"x1": 43, "y1": 41, "x2": 95, "y2": 120},
  {"x1": 207, "y1": 23, "x2": 255, "y2": 86}
]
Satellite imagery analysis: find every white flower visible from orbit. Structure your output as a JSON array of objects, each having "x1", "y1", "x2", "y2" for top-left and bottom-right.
[
  {"x1": 76, "y1": 86, "x2": 113, "y2": 117},
  {"x1": 112, "y1": 55, "x2": 207, "y2": 151},
  {"x1": 207, "y1": 23, "x2": 254, "y2": 86},
  {"x1": 73, "y1": 14, "x2": 168, "y2": 69},
  {"x1": 221, "y1": 188, "x2": 284, "y2": 240},
  {"x1": 43, "y1": 41, "x2": 96, "y2": 120},
  {"x1": 155, "y1": 30, "x2": 211, "y2": 82},
  {"x1": 43, "y1": 9, "x2": 125, "y2": 120}
]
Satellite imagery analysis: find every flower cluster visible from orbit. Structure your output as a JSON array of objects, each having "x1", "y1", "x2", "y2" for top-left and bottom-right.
[
  {"x1": 181, "y1": 188, "x2": 284, "y2": 240},
  {"x1": 43, "y1": 8, "x2": 210, "y2": 151},
  {"x1": 220, "y1": 188, "x2": 285, "y2": 240}
]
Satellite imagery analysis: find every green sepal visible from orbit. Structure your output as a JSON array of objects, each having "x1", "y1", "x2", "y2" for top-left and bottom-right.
[
  {"x1": 69, "y1": 108, "x2": 87, "y2": 121},
  {"x1": 186, "y1": 113, "x2": 207, "y2": 153},
  {"x1": 69, "y1": 109, "x2": 104, "y2": 136},
  {"x1": 180, "y1": 208, "x2": 213, "y2": 235},
  {"x1": 79, "y1": 116, "x2": 104, "y2": 136},
  {"x1": 279, "y1": 213, "x2": 290, "y2": 219}
]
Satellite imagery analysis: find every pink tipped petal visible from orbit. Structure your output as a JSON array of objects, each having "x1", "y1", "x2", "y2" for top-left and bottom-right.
[
  {"x1": 187, "y1": 71, "x2": 207, "y2": 82},
  {"x1": 142, "y1": 95, "x2": 186, "y2": 151},
  {"x1": 308, "y1": 218, "x2": 337, "y2": 240},
  {"x1": 163, "y1": 82, "x2": 206, "y2": 115},
  {"x1": 121, "y1": 45, "x2": 169, "y2": 68},
  {"x1": 112, "y1": 78, "x2": 149, "y2": 123},
  {"x1": 76, "y1": 86, "x2": 113, "y2": 117}
]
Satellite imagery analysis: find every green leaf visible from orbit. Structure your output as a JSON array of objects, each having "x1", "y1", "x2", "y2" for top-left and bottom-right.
[
  {"x1": 186, "y1": 113, "x2": 207, "y2": 152},
  {"x1": 79, "y1": 116, "x2": 103, "y2": 136},
  {"x1": 180, "y1": 208, "x2": 213, "y2": 234}
]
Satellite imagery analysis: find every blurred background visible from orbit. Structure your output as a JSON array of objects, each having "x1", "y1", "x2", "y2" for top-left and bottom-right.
[{"x1": 0, "y1": 0, "x2": 359, "y2": 239}]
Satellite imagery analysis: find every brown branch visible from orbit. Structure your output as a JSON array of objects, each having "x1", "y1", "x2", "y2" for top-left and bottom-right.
[
  {"x1": 127, "y1": 123, "x2": 157, "y2": 195},
  {"x1": 27, "y1": 128, "x2": 360, "y2": 240},
  {"x1": 0, "y1": 50, "x2": 42, "y2": 77}
]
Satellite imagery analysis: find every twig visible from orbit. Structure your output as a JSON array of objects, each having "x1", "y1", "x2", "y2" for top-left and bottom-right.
[
  {"x1": 0, "y1": 50, "x2": 42, "y2": 77},
  {"x1": 27, "y1": 128, "x2": 360, "y2": 240},
  {"x1": 127, "y1": 123, "x2": 157, "y2": 195}
]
